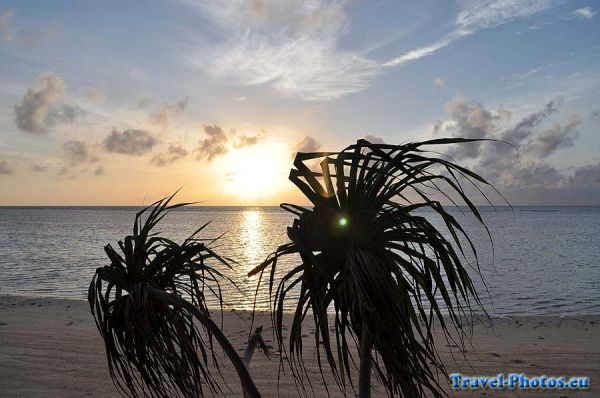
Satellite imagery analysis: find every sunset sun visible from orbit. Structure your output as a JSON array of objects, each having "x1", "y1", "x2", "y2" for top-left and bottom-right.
[{"x1": 223, "y1": 141, "x2": 290, "y2": 199}]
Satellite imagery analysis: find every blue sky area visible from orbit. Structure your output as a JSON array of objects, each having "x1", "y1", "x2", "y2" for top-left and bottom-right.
[{"x1": 0, "y1": 0, "x2": 599, "y2": 205}]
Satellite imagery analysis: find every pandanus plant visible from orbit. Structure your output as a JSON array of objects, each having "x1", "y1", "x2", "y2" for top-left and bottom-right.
[
  {"x1": 249, "y1": 138, "x2": 497, "y2": 397},
  {"x1": 88, "y1": 194, "x2": 261, "y2": 398}
]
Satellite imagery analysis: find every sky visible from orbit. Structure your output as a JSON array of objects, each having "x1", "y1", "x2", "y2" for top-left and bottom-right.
[{"x1": 0, "y1": 0, "x2": 599, "y2": 206}]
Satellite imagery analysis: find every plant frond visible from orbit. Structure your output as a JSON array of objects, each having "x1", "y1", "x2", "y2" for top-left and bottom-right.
[
  {"x1": 89, "y1": 195, "x2": 237, "y2": 398},
  {"x1": 249, "y1": 138, "x2": 502, "y2": 397}
]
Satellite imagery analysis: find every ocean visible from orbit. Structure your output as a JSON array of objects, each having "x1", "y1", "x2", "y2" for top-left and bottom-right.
[{"x1": 0, "y1": 206, "x2": 598, "y2": 316}]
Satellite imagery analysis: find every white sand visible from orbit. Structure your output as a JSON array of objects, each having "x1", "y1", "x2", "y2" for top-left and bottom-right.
[{"x1": 0, "y1": 295, "x2": 598, "y2": 397}]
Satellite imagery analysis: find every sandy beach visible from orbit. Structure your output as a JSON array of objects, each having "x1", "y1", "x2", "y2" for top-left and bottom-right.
[{"x1": 0, "y1": 294, "x2": 598, "y2": 397}]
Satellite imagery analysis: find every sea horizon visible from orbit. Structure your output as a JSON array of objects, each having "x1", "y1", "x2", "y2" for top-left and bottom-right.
[{"x1": 1, "y1": 204, "x2": 599, "y2": 209}]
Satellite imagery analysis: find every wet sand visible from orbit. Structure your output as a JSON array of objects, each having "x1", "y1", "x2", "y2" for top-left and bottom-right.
[{"x1": 0, "y1": 295, "x2": 598, "y2": 397}]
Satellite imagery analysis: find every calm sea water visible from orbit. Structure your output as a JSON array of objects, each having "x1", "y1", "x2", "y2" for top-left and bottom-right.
[{"x1": 0, "y1": 206, "x2": 599, "y2": 316}]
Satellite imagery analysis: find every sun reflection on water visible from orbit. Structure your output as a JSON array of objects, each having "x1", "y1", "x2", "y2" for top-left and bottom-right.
[
  {"x1": 233, "y1": 209, "x2": 269, "y2": 311},
  {"x1": 241, "y1": 210, "x2": 264, "y2": 270}
]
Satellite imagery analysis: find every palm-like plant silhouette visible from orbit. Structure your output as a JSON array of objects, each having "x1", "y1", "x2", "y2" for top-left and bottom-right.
[
  {"x1": 249, "y1": 138, "x2": 497, "y2": 397},
  {"x1": 88, "y1": 194, "x2": 260, "y2": 398}
]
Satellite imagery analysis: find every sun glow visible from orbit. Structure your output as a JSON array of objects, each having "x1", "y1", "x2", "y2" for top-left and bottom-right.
[{"x1": 223, "y1": 141, "x2": 290, "y2": 199}]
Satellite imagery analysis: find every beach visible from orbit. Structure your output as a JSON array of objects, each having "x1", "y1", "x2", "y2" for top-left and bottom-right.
[{"x1": 0, "y1": 294, "x2": 598, "y2": 397}]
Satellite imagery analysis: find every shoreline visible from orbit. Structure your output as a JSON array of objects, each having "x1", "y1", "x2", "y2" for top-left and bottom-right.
[
  {"x1": 4, "y1": 292, "x2": 600, "y2": 318},
  {"x1": 1, "y1": 294, "x2": 599, "y2": 396}
]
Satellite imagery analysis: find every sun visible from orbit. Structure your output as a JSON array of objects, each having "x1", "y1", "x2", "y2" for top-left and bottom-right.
[{"x1": 222, "y1": 141, "x2": 290, "y2": 199}]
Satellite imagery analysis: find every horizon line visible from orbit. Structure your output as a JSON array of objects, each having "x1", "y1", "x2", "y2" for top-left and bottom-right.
[{"x1": 1, "y1": 204, "x2": 599, "y2": 208}]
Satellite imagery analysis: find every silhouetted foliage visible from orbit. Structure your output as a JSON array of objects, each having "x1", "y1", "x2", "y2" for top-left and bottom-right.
[
  {"x1": 249, "y1": 138, "x2": 498, "y2": 397},
  {"x1": 89, "y1": 193, "x2": 260, "y2": 398}
]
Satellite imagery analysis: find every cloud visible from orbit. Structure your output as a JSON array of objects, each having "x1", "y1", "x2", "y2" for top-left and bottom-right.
[
  {"x1": 151, "y1": 144, "x2": 189, "y2": 166},
  {"x1": 384, "y1": 0, "x2": 555, "y2": 67},
  {"x1": 136, "y1": 96, "x2": 153, "y2": 109},
  {"x1": 190, "y1": 0, "x2": 378, "y2": 101},
  {"x1": 14, "y1": 74, "x2": 83, "y2": 134},
  {"x1": 103, "y1": 129, "x2": 158, "y2": 155},
  {"x1": 62, "y1": 140, "x2": 99, "y2": 166},
  {"x1": 527, "y1": 114, "x2": 580, "y2": 157},
  {"x1": 433, "y1": 77, "x2": 446, "y2": 87},
  {"x1": 196, "y1": 124, "x2": 229, "y2": 161},
  {"x1": 185, "y1": 1, "x2": 558, "y2": 101},
  {"x1": 148, "y1": 99, "x2": 188, "y2": 128},
  {"x1": 498, "y1": 109, "x2": 512, "y2": 122},
  {"x1": 430, "y1": 95, "x2": 600, "y2": 203},
  {"x1": 499, "y1": 160, "x2": 563, "y2": 189},
  {"x1": 512, "y1": 66, "x2": 543, "y2": 80},
  {"x1": 481, "y1": 159, "x2": 600, "y2": 205},
  {"x1": 293, "y1": 136, "x2": 321, "y2": 154},
  {"x1": 82, "y1": 87, "x2": 106, "y2": 104},
  {"x1": 193, "y1": 124, "x2": 269, "y2": 161},
  {"x1": 442, "y1": 94, "x2": 500, "y2": 159},
  {"x1": 0, "y1": 9, "x2": 14, "y2": 38},
  {"x1": 437, "y1": 96, "x2": 560, "y2": 169},
  {"x1": 0, "y1": 160, "x2": 15, "y2": 175},
  {"x1": 30, "y1": 163, "x2": 47, "y2": 172},
  {"x1": 363, "y1": 134, "x2": 385, "y2": 144},
  {"x1": 56, "y1": 166, "x2": 74, "y2": 179},
  {"x1": 384, "y1": 30, "x2": 469, "y2": 67},
  {"x1": 573, "y1": 7, "x2": 595, "y2": 20},
  {"x1": 233, "y1": 131, "x2": 265, "y2": 148},
  {"x1": 439, "y1": 95, "x2": 562, "y2": 162},
  {"x1": 571, "y1": 162, "x2": 600, "y2": 185},
  {"x1": 13, "y1": 26, "x2": 54, "y2": 48},
  {"x1": 455, "y1": 0, "x2": 555, "y2": 29},
  {"x1": 93, "y1": 165, "x2": 105, "y2": 176},
  {"x1": 500, "y1": 98, "x2": 560, "y2": 144},
  {"x1": 1, "y1": 8, "x2": 54, "y2": 47}
]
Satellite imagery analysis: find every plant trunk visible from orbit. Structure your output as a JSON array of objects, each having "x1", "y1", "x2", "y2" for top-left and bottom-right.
[
  {"x1": 152, "y1": 288, "x2": 261, "y2": 398},
  {"x1": 358, "y1": 326, "x2": 373, "y2": 398},
  {"x1": 242, "y1": 327, "x2": 263, "y2": 367},
  {"x1": 242, "y1": 327, "x2": 265, "y2": 398}
]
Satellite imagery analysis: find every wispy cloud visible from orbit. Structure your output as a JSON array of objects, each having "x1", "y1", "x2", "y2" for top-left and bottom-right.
[
  {"x1": 0, "y1": 7, "x2": 54, "y2": 47},
  {"x1": 455, "y1": 0, "x2": 554, "y2": 29},
  {"x1": 383, "y1": 30, "x2": 470, "y2": 67},
  {"x1": 187, "y1": 0, "x2": 378, "y2": 101},
  {"x1": 186, "y1": 0, "x2": 558, "y2": 101},
  {"x1": 0, "y1": 9, "x2": 14, "y2": 39},
  {"x1": 385, "y1": 0, "x2": 555, "y2": 67}
]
